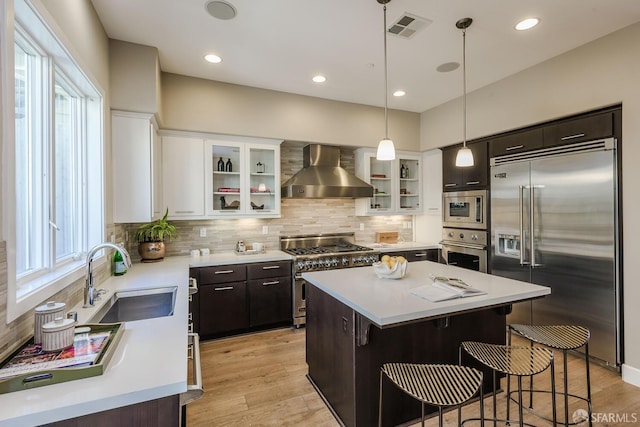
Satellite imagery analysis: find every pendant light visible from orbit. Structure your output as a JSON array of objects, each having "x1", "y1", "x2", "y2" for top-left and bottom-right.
[
  {"x1": 376, "y1": 0, "x2": 395, "y2": 161},
  {"x1": 455, "y1": 17, "x2": 474, "y2": 167}
]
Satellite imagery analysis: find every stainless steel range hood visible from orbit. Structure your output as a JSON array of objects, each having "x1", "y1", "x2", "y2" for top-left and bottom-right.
[{"x1": 281, "y1": 144, "x2": 374, "y2": 198}]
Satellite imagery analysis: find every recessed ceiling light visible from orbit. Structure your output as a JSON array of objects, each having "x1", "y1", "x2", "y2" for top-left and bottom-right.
[
  {"x1": 204, "y1": 54, "x2": 222, "y2": 64},
  {"x1": 312, "y1": 75, "x2": 326, "y2": 83},
  {"x1": 205, "y1": 1, "x2": 237, "y2": 20},
  {"x1": 393, "y1": 90, "x2": 406, "y2": 97},
  {"x1": 436, "y1": 62, "x2": 460, "y2": 73},
  {"x1": 515, "y1": 18, "x2": 540, "y2": 31}
]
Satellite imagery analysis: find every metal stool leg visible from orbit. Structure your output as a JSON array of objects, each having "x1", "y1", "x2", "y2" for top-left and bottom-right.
[
  {"x1": 586, "y1": 343, "x2": 593, "y2": 427},
  {"x1": 378, "y1": 371, "x2": 383, "y2": 427},
  {"x1": 563, "y1": 349, "x2": 569, "y2": 427},
  {"x1": 492, "y1": 369, "x2": 497, "y2": 427},
  {"x1": 551, "y1": 355, "x2": 557, "y2": 427},
  {"x1": 437, "y1": 406, "x2": 442, "y2": 427}
]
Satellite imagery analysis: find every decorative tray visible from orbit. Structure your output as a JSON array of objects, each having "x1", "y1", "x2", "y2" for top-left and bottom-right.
[
  {"x1": 235, "y1": 248, "x2": 266, "y2": 255},
  {"x1": 0, "y1": 323, "x2": 124, "y2": 394}
]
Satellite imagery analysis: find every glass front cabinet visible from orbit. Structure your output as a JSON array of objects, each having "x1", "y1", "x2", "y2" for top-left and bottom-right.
[
  {"x1": 355, "y1": 148, "x2": 422, "y2": 216},
  {"x1": 206, "y1": 136, "x2": 282, "y2": 218}
]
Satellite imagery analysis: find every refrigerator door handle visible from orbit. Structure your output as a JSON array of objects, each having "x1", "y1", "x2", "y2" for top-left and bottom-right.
[
  {"x1": 530, "y1": 185, "x2": 542, "y2": 268},
  {"x1": 519, "y1": 185, "x2": 529, "y2": 266}
]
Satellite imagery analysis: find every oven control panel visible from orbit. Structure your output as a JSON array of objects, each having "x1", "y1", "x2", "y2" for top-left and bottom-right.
[
  {"x1": 294, "y1": 253, "x2": 379, "y2": 272},
  {"x1": 441, "y1": 227, "x2": 487, "y2": 246}
]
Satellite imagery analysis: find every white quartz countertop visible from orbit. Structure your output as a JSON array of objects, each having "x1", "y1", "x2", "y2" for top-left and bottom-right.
[
  {"x1": 0, "y1": 250, "x2": 294, "y2": 426},
  {"x1": 302, "y1": 261, "x2": 550, "y2": 328}
]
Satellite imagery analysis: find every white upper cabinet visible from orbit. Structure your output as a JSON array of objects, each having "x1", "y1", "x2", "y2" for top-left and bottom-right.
[
  {"x1": 112, "y1": 111, "x2": 163, "y2": 223},
  {"x1": 162, "y1": 134, "x2": 205, "y2": 219},
  {"x1": 205, "y1": 136, "x2": 282, "y2": 218},
  {"x1": 355, "y1": 149, "x2": 422, "y2": 216}
]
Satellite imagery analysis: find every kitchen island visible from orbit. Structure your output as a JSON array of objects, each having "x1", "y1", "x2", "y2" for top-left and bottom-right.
[{"x1": 303, "y1": 260, "x2": 550, "y2": 427}]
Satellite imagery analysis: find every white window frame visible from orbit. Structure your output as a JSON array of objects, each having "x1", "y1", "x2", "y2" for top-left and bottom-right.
[{"x1": 2, "y1": 0, "x2": 105, "y2": 322}]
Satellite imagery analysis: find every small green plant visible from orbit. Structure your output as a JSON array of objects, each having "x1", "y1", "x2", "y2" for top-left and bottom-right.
[{"x1": 134, "y1": 208, "x2": 179, "y2": 243}]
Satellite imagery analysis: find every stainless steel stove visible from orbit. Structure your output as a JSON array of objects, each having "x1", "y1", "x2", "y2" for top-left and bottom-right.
[{"x1": 280, "y1": 233, "x2": 378, "y2": 327}]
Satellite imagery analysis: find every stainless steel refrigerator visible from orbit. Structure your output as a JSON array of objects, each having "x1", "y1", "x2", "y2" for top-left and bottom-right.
[{"x1": 490, "y1": 138, "x2": 621, "y2": 366}]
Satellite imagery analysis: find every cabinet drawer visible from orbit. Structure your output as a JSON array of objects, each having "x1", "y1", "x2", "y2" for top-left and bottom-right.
[
  {"x1": 543, "y1": 112, "x2": 613, "y2": 147},
  {"x1": 247, "y1": 260, "x2": 292, "y2": 279},
  {"x1": 490, "y1": 128, "x2": 543, "y2": 157},
  {"x1": 405, "y1": 250, "x2": 430, "y2": 262},
  {"x1": 198, "y1": 264, "x2": 246, "y2": 284},
  {"x1": 199, "y1": 281, "x2": 248, "y2": 335},
  {"x1": 248, "y1": 276, "x2": 292, "y2": 327}
]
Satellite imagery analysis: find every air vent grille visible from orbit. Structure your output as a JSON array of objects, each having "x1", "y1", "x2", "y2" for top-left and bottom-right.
[{"x1": 388, "y1": 13, "x2": 432, "y2": 39}]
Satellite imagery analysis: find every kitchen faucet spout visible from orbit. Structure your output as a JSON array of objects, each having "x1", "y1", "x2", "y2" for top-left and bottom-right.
[{"x1": 83, "y1": 242, "x2": 132, "y2": 308}]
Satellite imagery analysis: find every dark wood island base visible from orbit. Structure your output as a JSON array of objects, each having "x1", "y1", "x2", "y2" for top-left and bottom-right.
[{"x1": 306, "y1": 283, "x2": 508, "y2": 427}]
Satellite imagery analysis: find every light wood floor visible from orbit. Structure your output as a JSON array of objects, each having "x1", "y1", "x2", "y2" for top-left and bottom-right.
[{"x1": 186, "y1": 327, "x2": 640, "y2": 426}]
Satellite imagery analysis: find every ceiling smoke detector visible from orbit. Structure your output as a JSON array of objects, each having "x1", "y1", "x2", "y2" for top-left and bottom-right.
[
  {"x1": 388, "y1": 12, "x2": 432, "y2": 39},
  {"x1": 205, "y1": 1, "x2": 237, "y2": 20}
]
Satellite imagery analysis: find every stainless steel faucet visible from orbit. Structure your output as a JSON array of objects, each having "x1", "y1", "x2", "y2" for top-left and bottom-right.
[{"x1": 83, "y1": 242, "x2": 132, "y2": 308}]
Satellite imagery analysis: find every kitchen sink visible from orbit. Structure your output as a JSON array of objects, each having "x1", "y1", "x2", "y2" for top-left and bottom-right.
[{"x1": 91, "y1": 286, "x2": 178, "y2": 323}]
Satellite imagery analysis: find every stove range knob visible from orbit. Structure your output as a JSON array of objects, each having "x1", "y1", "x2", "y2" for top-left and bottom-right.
[
  {"x1": 471, "y1": 234, "x2": 479, "y2": 241},
  {"x1": 304, "y1": 260, "x2": 313, "y2": 269},
  {"x1": 342, "y1": 256, "x2": 350, "y2": 266},
  {"x1": 297, "y1": 261, "x2": 306, "y2": 271},
  {"x1": 322, "y1": 258, "x2": 332, "y2": 268},
  {"x1": 448, "y1": 232, "x2": 454, "y2": 238},
  {"x1": 459, "y1": 233, "x2": 465, "y2": 239},
  {"x1": 331, "y1": 257, "x2": 339, "y2": 267}
]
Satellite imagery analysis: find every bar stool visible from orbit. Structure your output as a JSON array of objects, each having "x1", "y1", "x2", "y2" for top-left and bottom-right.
[
  {"x1": 508, "y1": 324, "x2": 592, "y2": 426},
  {"x1": 378, "y1": 363, "x2": 484, "y2": 427},
  {"x1": 460, "y1": 341, "x2": 557, "y2": 427}
]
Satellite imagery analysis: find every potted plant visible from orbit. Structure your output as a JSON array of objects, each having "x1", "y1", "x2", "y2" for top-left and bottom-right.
[{"x1": 134, "y1": 208, "x2": 178, "y2": 262}]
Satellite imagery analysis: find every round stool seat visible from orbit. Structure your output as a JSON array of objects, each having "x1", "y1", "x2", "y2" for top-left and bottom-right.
[
  {"x1": 381, "y1": 363, "x2": 483, "y2": 407},
  {"x1": 509, "y1": 324, "x2": 590, "y2": 350},
  {"x1": 461, "y1": 341, "x2": 553, "y2": 376}
]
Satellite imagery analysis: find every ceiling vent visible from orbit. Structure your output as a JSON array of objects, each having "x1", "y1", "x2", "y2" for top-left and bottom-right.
[{"x1": 388, "y1": 13, "x2": 432, "y2": 39}]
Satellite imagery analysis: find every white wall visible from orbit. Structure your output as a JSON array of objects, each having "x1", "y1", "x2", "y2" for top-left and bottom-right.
[
  {"x1": 161, "y1": 73, "x2": 421, "y2": 151},
  {"x1": 420, "y1": 22, "x2": 640, "y2": 385}
]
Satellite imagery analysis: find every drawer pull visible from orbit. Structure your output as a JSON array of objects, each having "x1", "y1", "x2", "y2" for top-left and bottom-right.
[
  {"x1": 465, "y1": 181, "x2": 480, "y2": 185},
  {"x1": 174, "y1": 210, "x2": 195, "y2": 214},
  {"x1": 505, "y1": 144, "x2": 524, "y2": 151},
  {"x1": 413, "y1": 253, "x2": 427, "y2": 257},
  {"x1": 262, "y1": 280, "x2": 280, "y2": 286},
  {"x1": 561, "y1": 133, "x2": 585, "y2": 141},
  {"x1": 444, "y1": 183, "x2": 457, "y2": 187},
  {"x1": 214, "y1": 286, "x2": 234, "y2": 291},
  {"x1": 214, "y1": 270, "x2": 234, "y2": 274},
  {"x1": 262, "y1": 265, "x2": 280, "y2": 270}
]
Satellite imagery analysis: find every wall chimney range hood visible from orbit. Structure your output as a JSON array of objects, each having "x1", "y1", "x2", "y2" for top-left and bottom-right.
[{"x1": 281, "y1": 144, "x2": 374, "y2": 198}]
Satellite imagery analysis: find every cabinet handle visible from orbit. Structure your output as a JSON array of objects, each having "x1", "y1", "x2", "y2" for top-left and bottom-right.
[
  {"x1": 262, "y1": 265, "x2": 280, "y2": 270},
  {"x1": 262, "y1": 280, "x2": 280, "y2": 286},
  {"x1": 413, "y1": 253, "x2": 427, "y2": 257},
  {"x1": 505, "y1": 144, "x2": 524, "y2": 151},
  {"x1": 188, "y1": 323, "x2": 194, "y2": 333},
  {"x1": 444, "y1": 183, "x2": 457, "y2": 187},
  {"x1": 188, "y1": 313, "x2": 192, "y2": 321},
  {"x1": 561, "y1": 133, "x2": 585, "y2": 141},
  {"x1": 175, "y1": 210, "x2": 195, "y2": 214},
  {"x1": 214, "y1": 286, "x2": 234, "y2": 291},
  {"x1": 465, "y1": 181, "x2": 480, "y2": 185},
  {"x1": 214, "y1": 270, "x2": 234, "y2": 274}
]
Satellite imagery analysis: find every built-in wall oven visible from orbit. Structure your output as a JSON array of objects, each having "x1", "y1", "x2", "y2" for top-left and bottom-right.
[
  {"x1": 440, "y1": 227, "x2": 488, "y2": 273},
  {"x1": 442, "y1": 190, "x2": 487, "y2": 230}
]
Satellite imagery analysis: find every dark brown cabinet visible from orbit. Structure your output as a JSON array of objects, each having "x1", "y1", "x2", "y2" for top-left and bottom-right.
[
  {"x1": 380, "y1": 249, "x2": 439, "y2": 262},
  {"x1": 442, "y1": 141, "x2": 488, "y2": 191},
  {"x1": 489, "y1": 128, "x2": 543, "y2": 157},
  {"x1": 247, "y1": 260, "x2": 292, "y2": 327},
  {"x1": 543, "y1": 111, "x2": 613, "y2": 147},
  {"x1": 198, "y1": 264, "x2": 248, "y2": 336},
  {"x1": 195, "y1": 260, "x2": 292, "y2": 338}
]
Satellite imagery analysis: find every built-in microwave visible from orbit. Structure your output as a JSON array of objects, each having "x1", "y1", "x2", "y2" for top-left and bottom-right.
[{"x1": 442, "y1": 190, "x2": 487, "y2": 230}]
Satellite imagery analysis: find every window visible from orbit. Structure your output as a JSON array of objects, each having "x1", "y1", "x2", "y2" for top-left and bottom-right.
[{"x1": 4, "y1": 0, "x2": 105, "y2": 322}]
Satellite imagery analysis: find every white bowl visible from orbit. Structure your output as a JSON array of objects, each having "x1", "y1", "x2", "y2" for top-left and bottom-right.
[{"x1": 373, "y1": 260, "x2": 408, "y2": 279}]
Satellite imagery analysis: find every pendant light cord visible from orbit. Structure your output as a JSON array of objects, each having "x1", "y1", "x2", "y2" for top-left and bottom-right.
[
  {"x1": 383, "y1": 4, "x2": 389, "y2": 139},
  {"x1": 462, "y1": 26, "x2": 467, "y2": 148}
]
